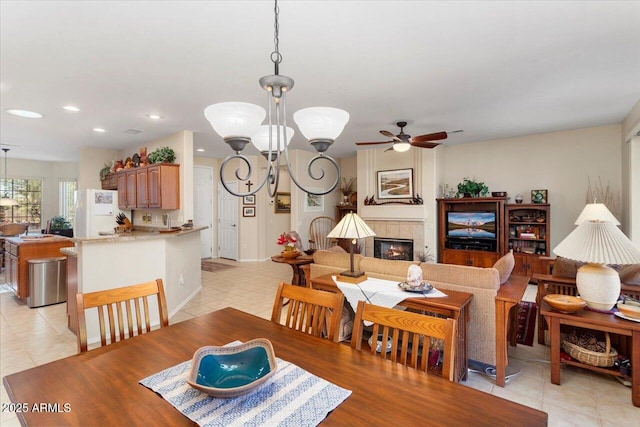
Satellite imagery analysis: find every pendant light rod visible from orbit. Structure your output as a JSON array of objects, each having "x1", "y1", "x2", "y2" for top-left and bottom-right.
[
  {"x1": 1, "y1": 148, "x2": 19, "y2": 206},
  {"x1": 204, "y1": 0, "x2": 349, "y2": 198}
]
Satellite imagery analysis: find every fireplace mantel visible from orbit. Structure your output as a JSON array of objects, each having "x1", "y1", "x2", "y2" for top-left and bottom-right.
[{"x1": 360, "y1": 205, "x2": 426, "y2": 222}]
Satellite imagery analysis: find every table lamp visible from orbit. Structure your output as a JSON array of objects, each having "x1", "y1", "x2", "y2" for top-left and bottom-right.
[
  {"x1": 553, "y1": 203, "x2": 640, "y2": 310},
  {"x1": 327, "y1": 212, "x2": 376, "y2": 283}
]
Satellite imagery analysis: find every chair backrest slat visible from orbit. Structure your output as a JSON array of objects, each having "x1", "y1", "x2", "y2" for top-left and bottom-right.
[
  {"x1": 351, "y1": 301, "x2": 457, "y2": 381},
  {"x1": 76, "y1": 279, "x2": 169, "y2": 353},
  {"x1": 271, "y1": 282, "x2": 344, "y2": 342}
]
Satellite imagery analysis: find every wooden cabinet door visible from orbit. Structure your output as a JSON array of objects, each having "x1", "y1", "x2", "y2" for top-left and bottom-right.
[
  {"x1": 136, "y1": 168, "x2": 149, "y2": 208},
  {"x1": 116, "y1": 173, "x2": 128, "y2": 209},
  {"x1": 147, "y1": 166, "x2": 161, "y2": 208},
  {"x1": 125, "y1": 171, "x2": 137, "y2": 208}
]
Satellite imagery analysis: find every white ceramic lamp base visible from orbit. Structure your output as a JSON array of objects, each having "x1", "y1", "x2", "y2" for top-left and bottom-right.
[{"x1": 575, "y1": 263, "x2": 620, "y2": 311}]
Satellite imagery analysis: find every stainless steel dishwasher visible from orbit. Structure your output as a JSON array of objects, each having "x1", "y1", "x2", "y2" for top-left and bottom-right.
[{"x1": 27, "y1": 256, "x2": 67, "y2": 308}]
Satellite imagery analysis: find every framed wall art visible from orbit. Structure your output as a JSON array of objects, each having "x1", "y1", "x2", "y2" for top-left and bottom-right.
[
  {"x1": 304, "y1": 189, "x2": 324, "y2": 212},
  {"x1": 242, "y1": 206, "x2": 255, "y2": 217},
  {"x1": 531, "y1": 189, "x2": 548, "y2": 204},
  {"x1": 377, "y1": 168, "x2": 414, "y2": 200},
  {"x1": 243, "y1": 195, "x2": 255, "y2": 205},
  {"x1": 275, "y1": 192, "x2": 291, "y2": 213}
]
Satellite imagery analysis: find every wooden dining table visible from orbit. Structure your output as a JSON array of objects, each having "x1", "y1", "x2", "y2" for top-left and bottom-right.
[{"x1": 3, "y1": 307, "x2": 547, "y2": 426}]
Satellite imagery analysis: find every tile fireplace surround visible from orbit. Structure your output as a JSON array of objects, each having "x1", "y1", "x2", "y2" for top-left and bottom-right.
[{"x1": 364, "y1": 220, "x2": 425, "y2": 261}]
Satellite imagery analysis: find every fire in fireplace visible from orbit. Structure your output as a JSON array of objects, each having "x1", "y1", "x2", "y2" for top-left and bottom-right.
[{"x1": 374, "y1": 238, "x2": 414, "y2": 261}]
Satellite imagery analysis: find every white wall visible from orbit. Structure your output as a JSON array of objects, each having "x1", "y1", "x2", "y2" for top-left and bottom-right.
[{"x1": 440, "y1": 124, "x2": 623, "y2": 250}]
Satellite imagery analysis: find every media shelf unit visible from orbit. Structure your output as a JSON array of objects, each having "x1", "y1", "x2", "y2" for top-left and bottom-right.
[
  {"x1": 437, "y1": 197, "x2": 507, "y2": 268},
  {"x1": 505, "y1": 203, "x2": 550, "y2": 277}
]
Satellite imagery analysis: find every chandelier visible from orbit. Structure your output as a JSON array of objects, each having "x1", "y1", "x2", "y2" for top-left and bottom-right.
[
  {"x1": 204, "y1": 0, "x2": 349, "y2": 198},
  {"x1": 0, "y1": 148, "x2": 18, "y2": 206}
]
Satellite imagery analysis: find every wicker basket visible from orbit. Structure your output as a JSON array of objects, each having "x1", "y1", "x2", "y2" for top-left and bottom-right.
[{"x1": 562, "y1": 332, "x2": 618, "y2": 367}]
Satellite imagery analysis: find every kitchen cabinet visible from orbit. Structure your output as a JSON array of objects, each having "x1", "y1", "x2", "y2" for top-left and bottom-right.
[
  {"x1": 116, "y1": 164, "x2": 179, "y2": 210},
  {"x1": 5, "y1": 236, "x2": 74, "y2": 299}
]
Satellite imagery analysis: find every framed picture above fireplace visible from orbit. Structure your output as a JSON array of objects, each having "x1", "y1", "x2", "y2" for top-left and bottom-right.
[{"x1": 377, "y1": 168, "x2": 414, "y2": 199}]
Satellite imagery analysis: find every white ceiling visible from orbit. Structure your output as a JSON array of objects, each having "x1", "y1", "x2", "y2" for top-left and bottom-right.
[{"x1": 1, "y1": 1, "x2": 639, "y2": 162}]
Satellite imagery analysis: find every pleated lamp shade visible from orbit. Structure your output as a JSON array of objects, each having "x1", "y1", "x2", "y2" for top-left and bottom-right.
[
  {"x1": 327, "y1": 213, "x2": 376, "y2": 240},
  {"x1": 574, "y1": 203, "x2": 620, "y2": 225},
  {"x1": 553, "y1": 220, "x2": 640, "y2": 310},
  {"x1": 553, "y1": 221, "x2": 640, "y2": 265}
]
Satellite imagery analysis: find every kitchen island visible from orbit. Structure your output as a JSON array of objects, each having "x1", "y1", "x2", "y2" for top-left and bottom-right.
[{"x1": 64, "y1": 227, "x2": 206, "y2": 342}]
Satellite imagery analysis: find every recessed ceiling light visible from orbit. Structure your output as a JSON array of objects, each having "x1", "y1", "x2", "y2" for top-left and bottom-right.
[
  {"x1": 93, "y1": 128, "x2": 106, "y2": 133},
  {"x1": 6, "y1": 109, "x2": 43, "y2": 118},
  {"x1": 196, "y1": 148, "x2": 205, "y2": 152},
  {"x1": 147, "y1": 114, "x2": 162, "y2": 120},
  {"x1": 63, "y1": 105, "x2": 80, "y2": 112}
]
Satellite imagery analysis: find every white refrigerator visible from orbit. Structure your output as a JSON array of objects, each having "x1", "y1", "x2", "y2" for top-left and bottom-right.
[{"x1": 74, "y1": 189, "x2": 128, "y2": 237}]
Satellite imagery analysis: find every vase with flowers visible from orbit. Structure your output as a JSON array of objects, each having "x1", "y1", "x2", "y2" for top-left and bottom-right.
[{"x1": 277, "y1": 233, "x2": 300, "y2": 258}]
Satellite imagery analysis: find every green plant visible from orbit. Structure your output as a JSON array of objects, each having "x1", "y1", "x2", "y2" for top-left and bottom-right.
[
  {"x1": 148, "y1": 147, "x2": 176, "y2": 164},
  {"x1": 456, "y1": 177, "x2": 489, "y2": 197},
  {"x1": 49, "y1": 215, "x2": 72, "y2": 230}
]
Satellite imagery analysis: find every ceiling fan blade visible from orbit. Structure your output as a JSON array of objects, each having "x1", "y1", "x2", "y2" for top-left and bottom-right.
[
  {"x1": 409, "y1": 131, "x2": 448, "y2": 143},
  {"x1": 355, "y1": 141, "x2": 393, "y2": 146},
  {"x1": 410, "y1": 140, "x2": 442, "y2": 149},
  {"x1": 380, "y1": 130, "x2": 403, "y2": 142}
]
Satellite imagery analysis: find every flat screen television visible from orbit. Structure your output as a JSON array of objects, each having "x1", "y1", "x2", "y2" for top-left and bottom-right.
[{"x1": 446, "y1": 212, "x2": 497, "y2": 239}]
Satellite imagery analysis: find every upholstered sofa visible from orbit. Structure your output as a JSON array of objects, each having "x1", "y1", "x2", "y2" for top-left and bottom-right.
[{"x1": 306, "y1": 250, "x2": 528, "y2": 381}]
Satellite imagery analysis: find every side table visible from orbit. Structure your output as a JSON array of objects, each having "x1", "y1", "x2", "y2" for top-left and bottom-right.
[
  {"x1": 541, "y1": 301, "x2": 640, "y2": 407},
  {"x1": 270, "y1": 255, "x2": 314, "y2": 287}
]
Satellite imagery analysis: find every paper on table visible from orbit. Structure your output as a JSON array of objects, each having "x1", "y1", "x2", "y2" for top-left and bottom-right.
[{"x1": 332, "y1": 276, "x2": 447, "y2": 317}]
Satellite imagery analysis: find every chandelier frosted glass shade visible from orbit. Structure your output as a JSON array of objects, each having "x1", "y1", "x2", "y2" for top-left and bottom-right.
[
  {"x1": 293, "y1": 107, "x2": 350, "y2": 143},
  {"x1": 251, "y1": 125, "x2": 294, "y2": 153},
  {"x1": 0, "y1": 197, "x2": 18, "y2": 206},
  {"x1": 204, "y1": 102, "x2": 266, "y2": 140}
]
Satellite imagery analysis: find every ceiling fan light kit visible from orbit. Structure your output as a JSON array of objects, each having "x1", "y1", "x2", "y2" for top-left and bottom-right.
[
  {"x1": 203, "y1": 0, "x2": 349, "y2": 198},
  {"x1": 356, "y1": 121, "x2": 461, "y2": 151}
]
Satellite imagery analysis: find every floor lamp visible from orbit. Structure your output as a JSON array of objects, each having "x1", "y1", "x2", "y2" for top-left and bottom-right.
[{"x1": 326, "y1": 212, "x2": 376, "y2": 283}]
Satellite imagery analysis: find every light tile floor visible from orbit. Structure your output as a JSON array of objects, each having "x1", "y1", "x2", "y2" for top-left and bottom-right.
[{"x1": 1, "y1": 259, "x2": 637, "y2": 426}]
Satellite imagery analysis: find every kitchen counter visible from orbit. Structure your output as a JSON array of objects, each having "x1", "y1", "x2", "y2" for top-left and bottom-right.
[
  {"x1": 68, "y1": 226, "x2": 206, "y2": 340},
  {"x1": 70, "y1": 226, "x2": 206, "y2": 243}
]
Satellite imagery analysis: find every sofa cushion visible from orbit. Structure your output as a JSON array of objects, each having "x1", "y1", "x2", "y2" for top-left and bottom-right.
[
  {"x1": 313, "y1": 250, "x2": 361, "y2": 270},
  {"x1": 420, "y1": 263, "x2": 500, "y2": 291},
  {"x1": 358, "y1": 257, "x2": 419, "y2": 280},
  {"x1": 620, "y1": 264, "x2": 640, "y2": 285},
  {"x1": 552, "y1": 256, "x2": 582, "y2": 278},
  {"x1": 493, "y1": 251, "x2": 515, "y2": 284}
]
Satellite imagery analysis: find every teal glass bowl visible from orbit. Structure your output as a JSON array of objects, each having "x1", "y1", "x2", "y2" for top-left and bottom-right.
[{"x1": 187, "y1": 338, "x2": 277, "y2": 398}]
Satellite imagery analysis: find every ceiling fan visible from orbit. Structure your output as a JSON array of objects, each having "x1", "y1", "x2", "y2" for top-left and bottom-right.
[{"x1": 356, "y1": 121, "x2": 462, "y2": 152}]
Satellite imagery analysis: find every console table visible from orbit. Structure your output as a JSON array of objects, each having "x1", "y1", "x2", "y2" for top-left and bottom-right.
[
  {"x1": 309, "y1": 273, "x2": 473, "y2": 383},
  {"x1": 541, "y1": 301, "x2": 640, "y2": 407}
]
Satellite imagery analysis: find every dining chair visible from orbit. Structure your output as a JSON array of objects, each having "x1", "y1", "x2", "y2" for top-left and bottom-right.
[
  {"x1": 271, "y1": 282, "x2": 344, "y2": 342},
  {"x1": 308, "y1": 216, "x2": 336, "y2": 250},
  {"x1": 76, "y1": 278, "x2": 169, "y2": 353},
  {"x1": 351, "y1": 301, "x2": 457, "y2": 381}
]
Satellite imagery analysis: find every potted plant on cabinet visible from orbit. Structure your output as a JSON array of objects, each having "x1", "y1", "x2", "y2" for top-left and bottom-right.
[
  {"x1": 456, "y1": 177, "x2": 489, "y2": 197},
  {"x1": 147, "y1": 147, "x2": 176, "y2": 164}
]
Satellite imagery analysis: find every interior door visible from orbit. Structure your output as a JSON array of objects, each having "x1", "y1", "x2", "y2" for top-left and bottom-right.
[
  {"x1": 218, "y1": 182, "x2": 238, "y2": 260},
  {"x1": 194, "y1": 166, "x2": 214, "y2": 259}
]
